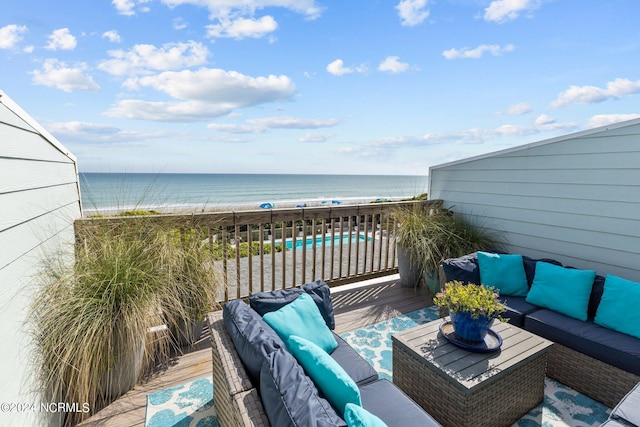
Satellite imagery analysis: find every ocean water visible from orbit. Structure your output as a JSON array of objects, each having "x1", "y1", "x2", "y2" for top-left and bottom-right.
[{"x1": 79, "y1": 173, "x2": 428, "y2": 214}]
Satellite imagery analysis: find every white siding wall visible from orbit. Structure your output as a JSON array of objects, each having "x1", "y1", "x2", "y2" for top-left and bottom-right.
[
  {"x1": 429, "y1": 119, "x2": 640, "y2": 282},
  {"x1": 0, "y1": 93, "x2": 81, "y2": 426}
]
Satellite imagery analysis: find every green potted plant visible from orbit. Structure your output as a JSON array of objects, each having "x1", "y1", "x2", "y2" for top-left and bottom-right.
[
  {"x1": 433, "y1": 280, "x2": 505, "y2": 342},
  {"x1": 30, "y1": 221, "x2": 174, "y2": 426},
  {"x1": 392, "y1": 204, "x2": 503, "y2": 293}
]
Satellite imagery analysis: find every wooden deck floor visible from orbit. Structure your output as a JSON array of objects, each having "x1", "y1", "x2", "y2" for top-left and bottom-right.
[{"x1": 79, "y1": 274, "x2": 431, "y2": 427}]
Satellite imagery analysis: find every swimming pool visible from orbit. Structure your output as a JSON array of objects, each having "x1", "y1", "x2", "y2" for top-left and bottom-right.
[{"x1": 284, "y1": 234, "x2": 371, "y2": 250}]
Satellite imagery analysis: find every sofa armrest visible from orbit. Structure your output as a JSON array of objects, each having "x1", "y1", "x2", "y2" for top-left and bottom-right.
[
  {"x1": 206, "y1": 310, "x2": 270, "y2": 427},
  {"x1": 608, "y1": 382, "x2": 640, "y2": 426}
]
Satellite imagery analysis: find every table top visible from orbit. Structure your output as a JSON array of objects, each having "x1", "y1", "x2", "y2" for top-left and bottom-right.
[{"x1": 392, "y1": 317, "x2": 553, "y2": 393}]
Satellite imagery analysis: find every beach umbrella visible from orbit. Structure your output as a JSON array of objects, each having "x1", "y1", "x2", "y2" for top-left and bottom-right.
[{"x1": 260, "y1": 202, "x2": 275, "y2": 209}]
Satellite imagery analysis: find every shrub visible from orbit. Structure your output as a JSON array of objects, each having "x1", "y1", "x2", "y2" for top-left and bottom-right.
[{"x1": 30, "y1": 221, "x2": 172, "y2": 425}]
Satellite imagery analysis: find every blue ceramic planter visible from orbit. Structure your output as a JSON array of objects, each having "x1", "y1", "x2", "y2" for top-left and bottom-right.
[{"x1": 450, "y1": 311, "x2": 493, "y2": 343}]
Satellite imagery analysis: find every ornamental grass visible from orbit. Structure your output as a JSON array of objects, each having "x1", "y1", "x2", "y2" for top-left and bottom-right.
[{"x1": 29, "y1": 218, "x2": 220, "y2": 426}]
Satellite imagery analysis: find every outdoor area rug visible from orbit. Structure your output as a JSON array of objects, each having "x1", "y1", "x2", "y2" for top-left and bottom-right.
[
  {"x1": 145, "y1": 376, "x2": 218, "y2": 427},
  {"x1": 339, "y1": 307, "x2": 611, "y2": 427},
  {"x1": 145, "y1": 307, "x2": 610, "y2": 427}
]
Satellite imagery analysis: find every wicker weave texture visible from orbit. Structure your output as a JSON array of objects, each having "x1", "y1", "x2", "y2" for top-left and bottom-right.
[
  {"x1": 546, "y1": 343, "x2": 640, "y2": 409},
  {"x1": 206, "y1": 311, "x2": 270, "y2": 427},
  {"x1": 393, "y1": 343, "x2": 547, "y2": 427}
]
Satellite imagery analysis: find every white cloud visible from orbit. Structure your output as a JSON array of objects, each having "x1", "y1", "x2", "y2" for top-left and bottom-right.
[
  {"x1": 484, "y1": 0, "x2": 540, "y2": 23},
  {"x1": 299, "y1": 132, "x2": 334, "y2": 143},
  {"x1": 113, "y1": 0, "x2": 135, "y2": 15},
  {"x1": 112, "y1": 0, "x2": 152, "y2": 16},
  {"x1": 156, "y1": 1, "x2": 322, "y2": 41},
  {"x1": 327, "y1": 59, "x2": 350, "y2": 76},
  {"x1": 585, "y1": 114, "x2": 640, "y2": 129},
  {"x1": 159, "y1": 0, "x2": 323, "y2": 20},
  {"x1": 443, "y1": 44, "x2": 515, "y2": 59},
  {"x1": 499, "y1": 102, "x2": 532, "y2": 115},
  {"x1": 340, "y1": 117, "x2": 577, "y2": 158},
  {"x1": 134, "y1": 69, "x2": 295, "y2": 102},
  {"x1": 551, "y1": 78, "x2": 640, "y2": 108},
  {"x1": 105, "y1": 99, "x2": 238, "y2": 122},
  {"x1": 209, "y1": 116, "x2": 340, "y2": 133},
  {"x1": 207, "y1": 123, "x2": 258, "y2": 133},
  {"x1": 396, "y1": 0, "x2": 429, "y2": 27},
  {"x1": 31, "y1": 59, "x2": 100, "y2": 92},
  {"x1": 98, "y1": 41, "x2": 209, "y2": 77},
  {"x1": 378, "y1": 56, "x2": 410, "y2": 73},
  {"x1": 45, "y1": 28, "x2": 77, "y2": 51},
  {"x1": 102, "y1": 30, "x2": 122, "y2": 43},
  {"x1": 534, "y1": 114, "x2": 555, "y2": 125},
  {"x1": 47, "y1": 121, "x2": 121, "y2": 137},
  {"x1": 47, "y1": 120, "x2": 175, "y2": 145},
  {"x1": 249, "y1": 116, "x2": 340, "y2": 129},
  {"x1": 207, "y1": 16, "x2": 277, "y2": 39},
  {"x1": 326, "y1": 59, "x2": 367, "y2": 76},
  {"x1": 105, "y1": 68, "x2": 295, "y2": 121},
  {"x1": 173, "y1": 18, "x2": 188, "y2": 30},
  {"x1": 0, "y1": 24, "x2": 28, "y2": 49}
]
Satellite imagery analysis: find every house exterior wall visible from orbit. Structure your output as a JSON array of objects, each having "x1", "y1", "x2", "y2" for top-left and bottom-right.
[
  {"x1": 0, "y1": 91, "x2": 81, "y2": 426},
  {"x1": 428, "y1": 119, "x2": 640, "y2": 282}
]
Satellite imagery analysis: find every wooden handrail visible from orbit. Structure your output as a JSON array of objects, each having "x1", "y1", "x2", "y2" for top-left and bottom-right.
[{"x1": 75, "y1": 199, "x2": 443, "y2": 302}]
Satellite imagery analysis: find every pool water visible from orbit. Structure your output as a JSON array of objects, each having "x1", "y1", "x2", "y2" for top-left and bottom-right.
[{"x1": 285, "y1": 234, "x2": 371, "y2": 249}]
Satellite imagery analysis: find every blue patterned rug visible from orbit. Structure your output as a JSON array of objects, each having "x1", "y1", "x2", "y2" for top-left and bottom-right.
[
  {"x1": 145, "y1": 376, "x2": 218, "y2": 427},
  {"x1": 339, "y1": 307, "x2": 611, "y2": 427},
  {"x1": 146, "y1": 307, "x2": 611, "y2": 426}
]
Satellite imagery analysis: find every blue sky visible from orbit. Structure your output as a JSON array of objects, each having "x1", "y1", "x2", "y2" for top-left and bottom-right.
[{"x1": 2, "y1": 0, "x2": 640, "y2": 175}]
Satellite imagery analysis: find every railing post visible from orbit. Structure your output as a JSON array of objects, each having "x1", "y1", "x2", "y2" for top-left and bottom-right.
[
  {"x1": 259, "y1": 223, "x2": 265, "y2": 292},
  {"x1": 311, "y1": 218, "x2": 317, "y2": 282},
  {"x1": 74, "y1": 199, "x2": 442, "y2": 302}
]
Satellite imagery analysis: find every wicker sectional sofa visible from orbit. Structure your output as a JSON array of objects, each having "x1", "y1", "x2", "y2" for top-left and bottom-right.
[
  {"x1": 441, "y1": 252, "x2": 640, "y2": 410},
  {"x1": 601, "y1": 382, "x2": 640, "y2": 426},
  {"x1": 206, "y1": 280, "x2": 441, "y2": 427}
]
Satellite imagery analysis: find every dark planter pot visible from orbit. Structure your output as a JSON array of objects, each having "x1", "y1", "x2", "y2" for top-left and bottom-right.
[
  {"x1": 450, "y1": 311, "x2": 493, "y2": 343},
  {"x1": 397, "y1": 244, "x2": 422, "y2": 288},
  {"x1": 171, "y1": 318, "x2": 205, "y2": 347},
  {"x1": 102, "y1": 336, "x2": 145, "y2": 399},
  {"x1": 424, "y1": 269, "x2": 441, "y2": 294}
]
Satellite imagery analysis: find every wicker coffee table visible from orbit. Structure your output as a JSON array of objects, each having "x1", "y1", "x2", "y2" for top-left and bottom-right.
[{"x1": 392, "y1": 317, "x2": 553, "y2": 427}]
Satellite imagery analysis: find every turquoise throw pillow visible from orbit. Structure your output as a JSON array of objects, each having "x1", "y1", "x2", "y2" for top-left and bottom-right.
[
  {"x1": 287, "y1": 335, "x2": 362, "y2": 415},
  {"x1": 477, "y1": 252, "x2": 529, "y2": 296},
  {"x1": 263, "y1": 293, "x2": 338, "y2": 353},
  {"x1": 344, "y1": 403, "x2": 388, "y2": 427},
  {"x1": 595, "y1": 275, "x2": 640, "y2": 339},
  {"x1": 526, "y1": 262, "x2": 596, "y2": 321}
]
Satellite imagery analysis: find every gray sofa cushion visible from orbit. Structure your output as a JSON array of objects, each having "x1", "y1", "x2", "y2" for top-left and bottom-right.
[
  {"x1": 442, "y1": 253, "x2": 480, "y2": 285},
  {"x1": 600, "y1": 420, "x2": 631, "y2": 427},
  {"x1": 260, "y1": 348, "x2": 346, "y2": 427},
  {"x1": 524, "y1": 309, "x2": 640, "y2": 376},
  {"x1": 331, "y1": 333, "x2": 379, "y2": 386},
  {"x1": 249, "y1": 279, "x2": 336, "y2": 330},
  {"x1": 500, "y1": 296, "x2": 540, "y2": 327},
  {"x1": 223, "y1": 299, "x2": 286, "y2": 385},
  {"x1": 609, "y1": 382, "x2": 640, "y2": 426},
  {"x1": 359, "y1": 379, "x2": 441, "y2": 426}
]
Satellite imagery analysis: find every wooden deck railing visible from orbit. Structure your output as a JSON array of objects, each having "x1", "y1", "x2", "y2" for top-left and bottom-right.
[{"x1": 75, "y1": 199, "x2": 442, "y2": 303}]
